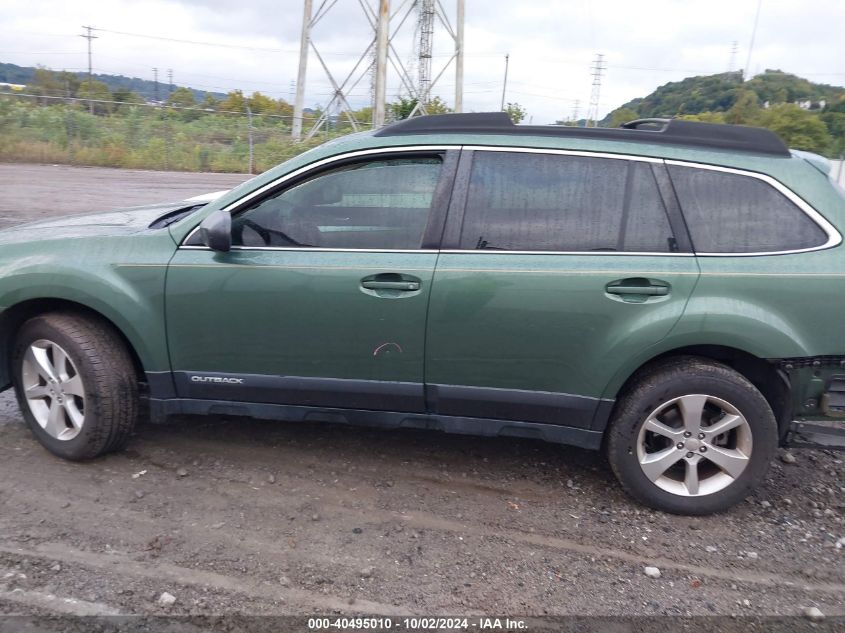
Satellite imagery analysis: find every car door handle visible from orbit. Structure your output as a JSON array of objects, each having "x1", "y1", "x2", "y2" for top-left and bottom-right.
[
  {"x1": 606, "y1": 285, "x2": 668, "y2": 296},
  {"x1": 361, "y1": 280, "x2": 420, "y2": 291},
  {"x1": 605, "y1": 278, "x2": 671, "y2": 300}
]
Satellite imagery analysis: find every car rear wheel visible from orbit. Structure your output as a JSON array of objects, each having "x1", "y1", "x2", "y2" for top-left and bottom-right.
[
  {"x1": 12, "y1": 312, "x2": 138, "y2": 460},
  {"x1": 606, "y1": 357, "x2": 777, "y2": 515}
]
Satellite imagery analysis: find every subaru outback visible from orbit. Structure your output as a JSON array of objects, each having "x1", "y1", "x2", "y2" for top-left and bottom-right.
[{"x1": 3, "y1": 113, "x2": 844, "y2": 515}]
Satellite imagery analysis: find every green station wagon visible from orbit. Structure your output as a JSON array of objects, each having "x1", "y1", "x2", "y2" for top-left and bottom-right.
[{"x1": 3, "y1": 113, "x2": 844, "y2": 514}]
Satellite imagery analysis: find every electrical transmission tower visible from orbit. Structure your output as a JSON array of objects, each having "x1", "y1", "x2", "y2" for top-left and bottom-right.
[
  {"x1": 79, "y1": 25, "x2": 97, "y2": 114},
  {"x1": 727, "y1": 40, "x2": 739, "y2": 74},
  {"x1": 587, "y1": 53, "x2": 605, "y2": 128},
  {"x1": 292, "y1": 0, "x2": 465, "y2": 140},
  {"x1": 416, "y1": 0, "x2": 435, "y2": 104},
  {"x1": 152, "y1": 67, "x2": 160, "y2": 102}
]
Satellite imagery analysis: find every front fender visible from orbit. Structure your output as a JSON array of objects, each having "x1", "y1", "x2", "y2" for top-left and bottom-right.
[{"x1": 0, "y1": 235, "x2": 174, "y2": 382}]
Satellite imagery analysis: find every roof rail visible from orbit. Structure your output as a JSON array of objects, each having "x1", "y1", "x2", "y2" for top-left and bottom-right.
[{"x1": 373, "y1": 112, "x2": 790, "y2": 157}]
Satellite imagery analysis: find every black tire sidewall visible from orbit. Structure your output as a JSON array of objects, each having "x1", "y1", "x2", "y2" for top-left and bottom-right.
[
  {"x1": 12, "y1": 317, "x2": 112, "y2": 460},
  {"x1": 608, "y1": 362, "x2": 778, "y2": 515}
]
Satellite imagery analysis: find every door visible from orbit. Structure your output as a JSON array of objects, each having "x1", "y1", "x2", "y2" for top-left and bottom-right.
[
  {"x1": 425, "y1": 148, "x2": 700, "y2": 429},
  {"x1": 166, "y1": 149, "x2": 457, "y2": 412}
]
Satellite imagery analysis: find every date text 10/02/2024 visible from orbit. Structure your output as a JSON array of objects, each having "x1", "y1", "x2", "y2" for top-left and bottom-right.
[{"x1": 307, "y1": 617, "x2": 528, "y2": 630}]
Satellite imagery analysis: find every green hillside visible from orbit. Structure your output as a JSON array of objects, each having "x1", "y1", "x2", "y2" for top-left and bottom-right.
[{"x1": 603, "y1": 70, "x2": 845, "y2": 156}]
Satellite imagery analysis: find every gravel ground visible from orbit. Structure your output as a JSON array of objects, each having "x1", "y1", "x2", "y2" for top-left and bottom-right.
[{"x1": 0, "y1": 164, "x2": 842, "y2": 625}]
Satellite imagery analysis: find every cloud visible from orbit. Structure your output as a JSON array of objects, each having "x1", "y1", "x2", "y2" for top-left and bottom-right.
[{"x1": 2, "y1": 0, "x2": 843, "y2": 123}]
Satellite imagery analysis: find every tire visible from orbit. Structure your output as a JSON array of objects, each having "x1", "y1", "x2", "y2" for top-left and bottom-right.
[
  {"x1": 11, "y1": 312, "x2": 139, "y2": 460},
  {"x1": 606, "y1": 356, "x2": 777, "y2": 515}
]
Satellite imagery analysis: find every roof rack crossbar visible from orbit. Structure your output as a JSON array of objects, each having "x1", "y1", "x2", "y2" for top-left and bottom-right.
[{"x1": 373, "y1": 113, "x2": 790, "y2": 157}]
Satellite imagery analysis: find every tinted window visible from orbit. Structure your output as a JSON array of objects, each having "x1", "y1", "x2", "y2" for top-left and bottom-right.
[
  {"x1": 669, "y1": 166, "x2": 828, "y2": 253},
  {"x1": 459, "y1": 152, "x2": 675, "y2": 252},
  {"x1": 232, "y1": 157, "x2": 442, "y2": 249}
]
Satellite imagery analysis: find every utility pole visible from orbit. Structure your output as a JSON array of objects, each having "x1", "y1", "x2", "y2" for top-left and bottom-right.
[
  {"x1": 455, "y1": 0, "x2": 465, "y2": 112},
  {"x1": 373, "y1": 0, "x2": 390, "y2": 128},
  {"x1": 246, "y1": 103, "x2": 254, "y2": 175},
  {"x1": 588, "y1": 53, "x2": 605, "y2": 127},
  {"x1": 292, "y1": 0, "x2": 313, "y2": 139},
  {"x1": 167, "y1": 68, "x2": 174, "y2": 98},
  {"x1": 500, "y1": 54, "x2": 509, "y2": 111},
  {"x1": 152, "y1": 67, "x2": 159, "y2": 103},
  {"x1": 80, "y1": 25, "x2": 97, "y2": 114}
]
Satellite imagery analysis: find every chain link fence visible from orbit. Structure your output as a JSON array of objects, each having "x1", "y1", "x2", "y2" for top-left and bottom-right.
[{"x1": 0, "y1": 92, "x2": 363, "y2": 173}]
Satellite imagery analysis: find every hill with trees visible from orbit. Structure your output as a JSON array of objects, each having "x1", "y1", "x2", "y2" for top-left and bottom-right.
[
  {"x1": 0, "y1": 62, "x2": 225, "y2": 102},
  {"x1": 603, "y1": 70, "x2": 845, "y2": 156}
]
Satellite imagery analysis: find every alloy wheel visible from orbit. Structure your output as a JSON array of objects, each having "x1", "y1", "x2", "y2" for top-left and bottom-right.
[
  {"x1": 636, "y1": 394, "x2": 753, "y2": 497},
  {"x1": 21, "y1": 339, "x2": 86, "y2": 441}
]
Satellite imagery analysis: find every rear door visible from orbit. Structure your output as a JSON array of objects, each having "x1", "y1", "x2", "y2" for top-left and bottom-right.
[{"x1": 425, "y1": 148, "x2": 700, "y2": 430}]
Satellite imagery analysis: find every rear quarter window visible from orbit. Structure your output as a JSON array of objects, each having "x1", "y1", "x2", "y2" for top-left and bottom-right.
[{"x1": 668, "y1": 165, "x2": 828, "y2": 254}]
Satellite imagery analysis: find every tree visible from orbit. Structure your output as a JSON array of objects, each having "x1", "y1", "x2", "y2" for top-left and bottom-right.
[
  {"x1": 77, "y1": 79, "x2": 113, "y2": 115},
  {"x1": 200, "y1": 93, "x2": 219, "y2": 110},
  {"x1": 504, "y1": 102, "x2": 527, "y2": 124},
  {"x1": 725, "y1": 89, "x2": 760, "y2": 125},
  {"x1": 680, "y1": 111, "x2": 727, "y2": 124},
  {"x1": 246, "y1": 91, "x2": 276, "y2": 114},
  {"x1": 112, "y1": 88, "x2": 143, "y2": 105},
  {"x1": 218, "y1": 90, "x2": 246, "y2": 113},
  {"x1": 388, "y1": 96, "x2": 452, "y2": 121},
  {"x1": 425, "y1": 96, "x2": 452, "y2": 114},
  {"x1": 166, "y1": 86, "x2": 200, "y2": 121},
  {"x1": 167, "y1": 87, "x2": 196, "y2": 109},
  {"x1": 756, "y1": 103, "x2": 832, "y2": 154},
  {"x1": 28, "y1": 66, "x2": 70, "y2": 102},
  {"x1": 607, "y1": 107, "x2": 639, "y2": 128}
]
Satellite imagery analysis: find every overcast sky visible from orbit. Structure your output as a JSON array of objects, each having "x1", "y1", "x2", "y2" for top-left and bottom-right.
[{"x1": 2, "y1": 0, "x2": 843, "y2": 123}]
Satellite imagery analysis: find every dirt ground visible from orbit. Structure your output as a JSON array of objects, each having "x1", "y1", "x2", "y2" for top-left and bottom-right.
[{"x1": 0, "y1": 164, "x2": 842, "y2": 626}]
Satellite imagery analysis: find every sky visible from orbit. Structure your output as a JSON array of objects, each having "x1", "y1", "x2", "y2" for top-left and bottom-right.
[{"x1": 1, "y1": 0, "x2": 844, "y2": 124}]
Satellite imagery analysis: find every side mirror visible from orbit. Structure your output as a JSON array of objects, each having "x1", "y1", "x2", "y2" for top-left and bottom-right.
[{"x1": 198, "y1": 209, "x2": 232, "y2": 252}]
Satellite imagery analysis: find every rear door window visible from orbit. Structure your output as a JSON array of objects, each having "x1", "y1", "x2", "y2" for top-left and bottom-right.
[
  {"x1": 668, "y1": 165, "x2": 828, "y2": 254},
  {"x1": 458, "y1": 151, "x2": 676, "y2": 253}
]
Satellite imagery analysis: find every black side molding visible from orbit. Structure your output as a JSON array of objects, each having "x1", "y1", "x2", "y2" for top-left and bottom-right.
[{"x1": 147, "y1": 398, "x2": 604, "y2": 450}]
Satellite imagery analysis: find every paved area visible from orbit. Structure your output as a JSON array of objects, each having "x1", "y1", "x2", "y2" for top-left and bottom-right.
[
  {"x1": 0, "y1": 164, "x2": 842, "y2": 621},
  {"x1": 0, "y1": 163, "x2": 250, "y2": 229}
]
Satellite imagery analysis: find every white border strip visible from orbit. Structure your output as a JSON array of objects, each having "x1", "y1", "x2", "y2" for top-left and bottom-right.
[
  {"x1": 180, "y1": 145, "x2": 841, "y2": 258},
  {"x1": 182, "y1": 145, "x2": 454, "y2": 245},
  {"x1": 664, "y1": 159, "x2": 842, "y2": 257}
]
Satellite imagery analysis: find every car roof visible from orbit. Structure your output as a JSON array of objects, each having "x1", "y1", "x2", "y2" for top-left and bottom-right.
[{"x1": 373, "y1": 112, "x2": 790, "y2": 157}]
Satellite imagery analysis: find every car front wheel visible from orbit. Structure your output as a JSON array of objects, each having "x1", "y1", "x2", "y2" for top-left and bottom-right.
[
  {"x1": 12, "y1": 312, "x2": 139, "y2": 460},
  {"x1": 606, "y1": 357, "x2": 778, "y2": 515}
]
